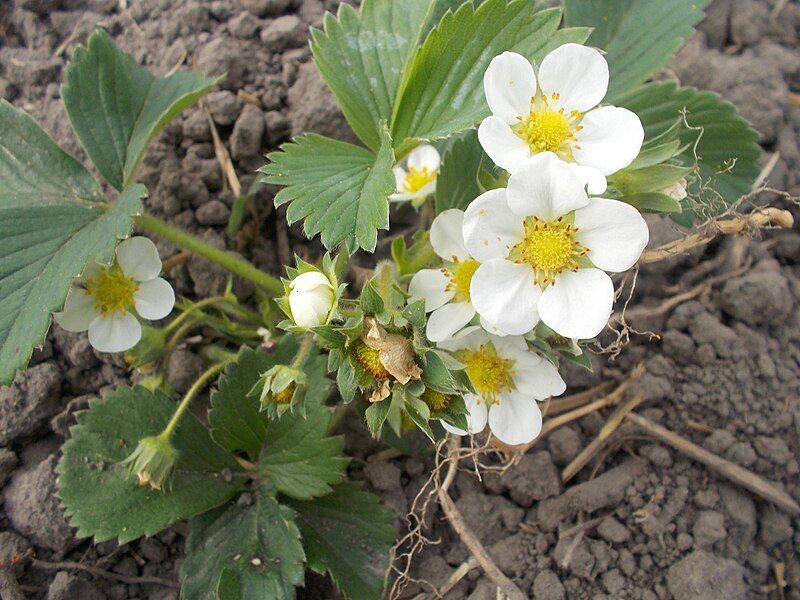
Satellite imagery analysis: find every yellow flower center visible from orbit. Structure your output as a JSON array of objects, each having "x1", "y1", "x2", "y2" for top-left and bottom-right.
[
  {"x1": 351, "y1": 340, "x2": 391, "y2": 380},
  {"x1": 402, "y1": 167, "x2": 436, "y2": 194},
  {"x1": 461, "y1": 344, "x2": 515, "y2": 404},
  {"x1": 446, "y1": 259, "x2": 480, "y2": 303},
  {"x1": 511, "y1": 216, "x2": 587, "y2": 285},
  {"x1": 421, "y1": 389, "x2": 452, "y2": 412},
  {"x1": 514, "y1": 93, "x2": 583, "y2": 159},
  {"x1": 84, "y1": 266, "x2": 138, "y2": 316},
  {"x1": 273, "y1": 383, "x2": 296, "y2": 405}
]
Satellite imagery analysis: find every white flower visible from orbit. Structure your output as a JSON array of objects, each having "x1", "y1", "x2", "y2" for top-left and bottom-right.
[
  {"x1": 477, "y1": 44, "x2": 644, "y2": 194},
  {"x1": 463, "y1": 152, "x2": 649, "y2": 340},
  {"x1": 289, "y1": 271, "x2": 335, "y2": 328},
  {"x1": 438, "y1": 329, "x2": 565, "y2": 445},
  {"x1": 408, "y1": 209, "x2": 480, "y2": 342},
  {"x1": 390, "y1": 145, "x2": 441, "y2": 204},
  {"x1": 54, "y1": 237, "x2": 175, "y2": 353}
]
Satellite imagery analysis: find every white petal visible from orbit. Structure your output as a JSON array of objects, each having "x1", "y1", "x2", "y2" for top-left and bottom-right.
[
  {"x1": 116, "y1": 237, "x2": 162, "y2": 282},
  {"x1": 389, "y1": 192, "x2": 417, "y2": 201},
  {"x1": 88, "y1": 312, "x2": 142, "y2": 353},
  {"x1": 567, "y1": 164, "x2": 607, "y2": 195},
  {"x1": 291, "y1": 271, "x2": 333, "y2": 292},
  {"x1": 491, "y1": 334, "x2": 528, "y2": 356},
  {"x1": 290, "y1": 287, "x2": 333, "y2": 327},
  {"x1": 407, "y1": 144, "x2": 441, "y2": 172},
  {"x1": 470, "y1": 260, "x2": 540, "y2": 336},
  {"x1": 479, "y1": 315, "x2": 514, "y2": 337},
  {"x1": 437, "y1": 327, "x2": 489, "y2": 353},
  {"x1": 53, "y1": 287, "x2": 100, "y2": 333},
  {"x1": 488, "y1": 392, "x2": 542, "y2": 445},
  {"x1": 393, "y1": 166, "x2": 407, "y2": 191},
  {"x1": 506, "y1": 153, "x2": 589, "y2": 220},
  {"x1": 509, "y1": 351, "x2": 566, "y2": 400},
  {"x1": 77, "y1": 260, "x2": 103, "y2": 284},
  {"x1": 133, "y1": 277, "x2": 176, "y2": 320},
  {"x1": 574, "y1": 198, "x2": 649, "y2": 272},
  {"x1": 430, "y1": 209, "x2": 469, "y2": 262},
  {"x1": 478, "y1": 116, "x2": 532, "y2": 173},
  {"x1": 484, "y1": 51, "x2": 537, "y2": 124},
  {"x1": 462, "y1": 189, "x2": 524, "y2": 263},
  {"x1": 409, "y1": 269, "x2": 454, "y2": 312},
  {"x1": 538, "y1": 43, "x2": 609, "y2": 113},
  {"x1": 442, "y1": 393, "x2": 488, "y2": 436},
  {"x1": 572, "y1": 106, "x2": 644, "y2": 175},
  {"x1": 426, "y1": 302, "x2": 476, "y2": 343},
  {"x1": 538, "y1": 268, "x2": 614, "y2": 339}
]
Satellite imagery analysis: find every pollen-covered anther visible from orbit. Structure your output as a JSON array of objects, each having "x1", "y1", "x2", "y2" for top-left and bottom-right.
[
  {"x1": 511, "y1": 216, "x2": 587, "y2": 286},
  {"x1": 84, "y1": 266, "x2": 139, "y2": 316},
  {"x1": 446, "y1": 258, "x2": 480, "y2": 303},
  {"x1": 402, "y1": 166, "x2": 436, "y2": 194},
  {"x1": 461, "y1": 344, "x2": 515, "y2": 404}
]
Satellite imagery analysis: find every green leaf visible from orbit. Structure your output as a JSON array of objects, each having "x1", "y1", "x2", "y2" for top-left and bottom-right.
[
  {"x1": 616, "y1": 81, "x2": 761, "y2": 218},
  {"x1": 563, "y1": 0, "x2": 710, "y2": 102},
  {"x1": 260, "y1": 130, "x2": 396, "y2": 253},
  {"x1": 311, "y1": 0, "x2": 433, "y2": 150},
  {"x1": 391, "y1": 1, "x2": 589, "y2": 150},
  {"x1": 0, "y1": 101, "x2": 143, "y2": 384},
  {"x1": 612, "y1": 164, "x2": 692, "y2": 195},
  {"x1": 625, "y1": 192, "x2": 683, "y2": 214},
  {"x1": 286, "y1": 483, "x2": 395, "y2": 600},
  {"x1": 360, "y1": 280, "x2": 385, "y2": 315},
  {"x1": 57, "y1": 386, "x2": 245, "y2": 544},
  {"x1": 435, "y1": 130, "x2": 484, "y2": 214},
  {"x1": 63, "y1": 29, "x2": 219, "y2": 190},
  {"x1": 258, "y1": 402, "x2": 348, "y2": 500},
  {"x1": 365, "y1": 399, "x2": 391, "y2": 437},
  {"x1": 209, "y1": 340, "x2": 298, "y2": 459},
  {"x1": 182, "y1": 483, "x2": 305, "y2": 600}
]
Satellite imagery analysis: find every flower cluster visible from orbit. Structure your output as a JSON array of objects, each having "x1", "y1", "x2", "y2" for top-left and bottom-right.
[{"x1": 407, "y1": 44, "x2": 649, "y2": 445}]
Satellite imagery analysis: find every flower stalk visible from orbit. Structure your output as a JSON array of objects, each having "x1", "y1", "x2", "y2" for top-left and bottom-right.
[{"x1": 136, "y1": 213, "x2": 284, "y2": 296}]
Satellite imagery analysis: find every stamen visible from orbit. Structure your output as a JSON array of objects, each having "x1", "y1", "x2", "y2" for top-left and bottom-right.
[
  {"x1": 402, "y1": 167, "x2": 436, "y2": 194},
  {"x1": 446, "y1": 259, "x2": 480, "y2": 303},
  {"x1": 509, "y1": 217, "x2": 587, "y2": 286},
  {"x1": 461, "y1": 344, "x2": 515, "y2": 403},
  {"x1": 84, "y1": 266, "x2": 138, "y2": 316}
]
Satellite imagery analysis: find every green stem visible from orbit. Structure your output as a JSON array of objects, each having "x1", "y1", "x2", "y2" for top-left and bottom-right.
[
  {"x1": 162, "y1": 361, "x2": 227, "y2": 438},
  {"x1": 166, "y1": 295, "x2": 227, "y2": 333},
  {"x1": 137, "y1": 213, "x2": 284, "y2": 296},
  {"x1": 290, "y1": 333, "x2": 315, "y2": 369}
]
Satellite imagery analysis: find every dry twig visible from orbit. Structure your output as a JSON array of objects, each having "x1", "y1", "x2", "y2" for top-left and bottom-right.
[
  {"x1": 625, "y1": 412, "x2": 800, "y2": 515},
  {"x1": 31, "y1": 558, "x2": 180, "y2": 588}
]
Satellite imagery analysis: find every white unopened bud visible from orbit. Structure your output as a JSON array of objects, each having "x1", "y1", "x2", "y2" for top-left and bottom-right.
[{"x1": 288, "y1": 271, "x2": 335, "y2": 328}]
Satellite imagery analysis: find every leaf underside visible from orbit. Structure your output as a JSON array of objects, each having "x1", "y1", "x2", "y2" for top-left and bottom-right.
[
  {"x1": 434, "y1": 130, "x2": 485, "y2": 213},
  {"x1": 0, "y1": 101, "x2": 143, "y2": 385},
  {"x1": 57, "y1": 386, "x2": 245, "y2": 544}
]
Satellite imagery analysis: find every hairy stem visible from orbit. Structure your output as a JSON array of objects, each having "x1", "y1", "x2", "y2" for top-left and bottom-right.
[
  {"x1": 136, "y1": 213, "x2": 284, "y2": 295},
  {"x1": 290, "y1": 333, "x2": 315, "y2": 369},
  {"x1": 162, "y1": 361, "x2": 227, "y2": 438}
]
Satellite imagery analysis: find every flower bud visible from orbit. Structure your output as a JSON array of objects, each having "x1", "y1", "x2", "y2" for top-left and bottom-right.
[
  {"x1": 251, "y1": 364, "x2": 307, "y2": 412},
  {"x1": 288, "y1": 271, "x2": 335, "y2": 328},
  {"x1": 120, "y1": 433, "x2": 178, "y2": 491}
]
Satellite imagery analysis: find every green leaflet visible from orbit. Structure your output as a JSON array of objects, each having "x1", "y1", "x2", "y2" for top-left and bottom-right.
[
  {"x1": 616, "y1": 81, "x2": 761, "y2": 220},
  {"x1": 286, "y1": 483, "x2": 395, "y2": 600},
  {"x1": 564, "y1": 0, "x2": 711, "y2": 103},
  {"x1": 0, "y1": 101, "x2": 143, "y2": 384},
  {"x1": 63, "y1": 29, "x2": 219, "y2": 190},
  {"x1": 434, "y1": 130, "x2": 484, "y2": 214},
  {"x1": 260, "y1": 129, "x2": 396, "y2": 253},
  {"x1": 311, "y1": 0, "x2": 434, "y2": 150},
  {"x1": 390, "y1": 0, "x2": 589, "y2": 152},
  {"x1": 258, "y1": 400, "x2": 349, "y2": 500},
  {"x1": 57, "y1": 387, "x2": 246, "y2": 544},
  {"x1": 182, "y1": 484, "x2": 305, "y2": 600}
]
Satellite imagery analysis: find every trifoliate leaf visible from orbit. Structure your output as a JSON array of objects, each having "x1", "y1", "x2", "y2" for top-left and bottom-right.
[
  {"x1": 617, "y1": 81, "x2": 761, "y2": 220},
  {"x1": 57, "y1": 386, "x2": 245, "y2": 544},
  {"x1": 260, "y1": 129, "x2": 395, "y2": 253},
  {"x1": 258, "y1": 402, "x2": 348, "y2": 500},
  {"x1": 391, "y1": 0, "x2": 589, "y2": 152},
  {"x1": 182, "y1": 483, "x2": 305, "y2": 600},
  {"x1": 63, "y1": 29, "x2": 219, "y2": 190},
  {"x1": 285, "y1": 483, "x2": 395, "y2": 600},
  {"x1": 563, "y1": 0, "x2": 711, "y2": 102},
  {"x1": 0, "y1": 101, "x2": 143, "y2": 384},
  {"x1": 311, "y1": 0, "x2": 433, "y2": 150}
]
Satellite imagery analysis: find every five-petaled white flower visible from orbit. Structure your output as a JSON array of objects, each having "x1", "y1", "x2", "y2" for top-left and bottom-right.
[
  {"x1": 390, "y1": 145, "x2": 441, "y2": 204},
  {"x1": 478, "y1": 44, "x2": 644, "y2": 194},
  {"x1": 463, "y1": 152, "x2": 649, "y2": 340},
  {"x1": 408, "y1": 209, "x2": 481, "y2": 342},
  {"x1": 54, "y1": 237, "x2": 175, "y2": 353},
  {"x1": 438, "y1": 329, "x2": 565, "y2": 446}
]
